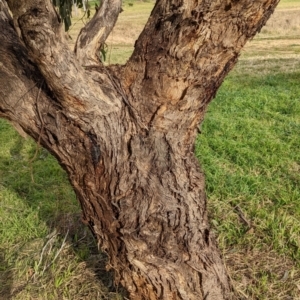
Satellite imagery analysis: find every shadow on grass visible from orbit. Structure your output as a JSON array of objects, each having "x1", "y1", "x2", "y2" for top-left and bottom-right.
[
  {"x1": 0, "y1": 123, "x2": 125, "y2": 299},
  {"x1": 0, "y1": 251, "x2": 13, "y2": 300}
]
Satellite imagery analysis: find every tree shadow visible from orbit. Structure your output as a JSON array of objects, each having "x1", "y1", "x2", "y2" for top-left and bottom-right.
[
  {"x1": 0, "y1": 121, "x2": 126, "y2": 299},
  {"x1": 0, "y1": 251, "x2": 13, "y2": 300}
]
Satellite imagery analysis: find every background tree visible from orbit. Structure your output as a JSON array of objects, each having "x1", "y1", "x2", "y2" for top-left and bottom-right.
[{"x1": 0, "y1": 0, "x2": 280, "y2": 299}]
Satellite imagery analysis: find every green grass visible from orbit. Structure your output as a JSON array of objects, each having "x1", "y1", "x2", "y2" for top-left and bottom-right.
[
  {"x1": 197, "y1": 70, "x2": 300, "y2": 249},
  {"x1": 196, "y1": 66, "x2": 300, "y2": 298},
  {"x1": 1, "y1": 0, "x2": 300, "y2": 299},
  {"x1": 0, "y1": 123, "x2": 122, "y2": 299}
]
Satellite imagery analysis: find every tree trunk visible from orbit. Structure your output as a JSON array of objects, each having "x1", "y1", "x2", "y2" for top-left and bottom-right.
[{"x1": 0, "y1": 0, "x2": 280, "y2": 299}]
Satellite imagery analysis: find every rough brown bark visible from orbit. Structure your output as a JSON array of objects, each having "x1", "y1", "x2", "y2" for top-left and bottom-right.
[
  {"x1": 0, "y1": 0, "x2": 280, "y2": 299},
  {"x1": 75, "y1": 0, "x2": 123, "y2": 65}
]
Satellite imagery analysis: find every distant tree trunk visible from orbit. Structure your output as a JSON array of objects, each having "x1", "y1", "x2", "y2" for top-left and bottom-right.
[{"x1": 0, "y1": 0, "x2": 280, "y2": 299}]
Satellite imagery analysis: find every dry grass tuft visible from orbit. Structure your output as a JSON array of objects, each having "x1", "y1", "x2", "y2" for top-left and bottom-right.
[
  {"x1": 259, "y1": 9, "x2": 300, "y2": 37},
  {"x1": 243, "y1": 7, "x2": 300, "y2": 60},
  {"x1": 1, "y1": 213, "x2": 124, "y2": 300},
  {"x1": 226, "y1": 247, "x2": 300, "y2": 299}
]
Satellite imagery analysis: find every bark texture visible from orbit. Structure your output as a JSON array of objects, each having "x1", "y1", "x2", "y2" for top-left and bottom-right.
[
  {"x1": 0, "y1": 0, "x2": 280, "y2": 299},
  {"x1": 74, "y1": 0, "x2": 122, "y2": 65}
]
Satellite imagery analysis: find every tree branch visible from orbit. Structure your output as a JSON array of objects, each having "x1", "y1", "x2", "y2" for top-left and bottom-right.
[
  {"x1": 75, "y1": 0, "x2": 122, "y2": 65},
  {"x1": 121, "y1": 0, "x2": 280, "y2": 138},
  {"x1": 0, "y1": 5, "x2": 68, "y2": 164},
  {"x1": 0, "y1": 0, "x2": 49, "y2": 138},
  {"x1": 0, "y1": 0, "x2": 127, "y2": 176},
  {"x1": 5, "y1": 0, "x2": 122, "y2": 123}
]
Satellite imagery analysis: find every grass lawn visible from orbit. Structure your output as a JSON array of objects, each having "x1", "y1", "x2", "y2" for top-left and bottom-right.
[{"x1": 1, "y1": 0, "x2": 300, "y2": 299}]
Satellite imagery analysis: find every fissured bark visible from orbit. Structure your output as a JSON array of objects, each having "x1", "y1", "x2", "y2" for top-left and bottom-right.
[{"x1": 1, "y1": 0, "x2": 280, "y2": 298}]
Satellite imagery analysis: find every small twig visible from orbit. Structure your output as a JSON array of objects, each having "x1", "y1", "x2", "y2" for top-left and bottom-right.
[
  {"x1": 41, "y1": 229, "x2": 69, "y2": 276},
  {"x1": 10, "y1": 230, "x2": 58, "y2": 296},
  {"x1": 235, "y1": 287, "x2": 249, "y2": 299},
  {"x1": 68, "y1": 10, "x2": 88, "y2": 34},
  {"x1": 34, "y1": 230, "x2": 58, "y2": 280},
  {"x1": 34, "y1": 229, "x2": 69, "y2": 280},
  {"x1": 13, "y1": 82, "x2": 38, "y2": 109},
  {"x1": 234, "y1": 205, "x2": 252, "y2": 228}
]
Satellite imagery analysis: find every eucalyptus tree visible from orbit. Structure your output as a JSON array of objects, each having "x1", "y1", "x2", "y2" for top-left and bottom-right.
[{"x1": 0, "y1": 0, "x2": 280, "y2": 299}]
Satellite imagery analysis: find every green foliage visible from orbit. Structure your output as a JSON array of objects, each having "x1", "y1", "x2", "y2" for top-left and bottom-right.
[
  {"x1": 100, "y1": 43, "x2": 108, "y2": 61},
  {"x1": 53, "y1": 0, "x2": 72, "y2": 31},
  {"x1": 52, "y1": 0, "x2": 94, "y2": 31}
]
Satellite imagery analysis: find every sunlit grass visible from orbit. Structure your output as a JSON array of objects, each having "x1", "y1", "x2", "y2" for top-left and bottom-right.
[
  {"x1": 195, "y1": 67, "x2": 300, "y2": 298},
  {"x1": 197, "y1": 70, "x2": 300, "y2": 248}
]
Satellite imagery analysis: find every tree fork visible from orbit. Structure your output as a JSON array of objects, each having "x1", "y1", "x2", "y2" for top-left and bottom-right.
[{"x1": 1, "y1": 0, "x2": 281, "y2": 299}]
